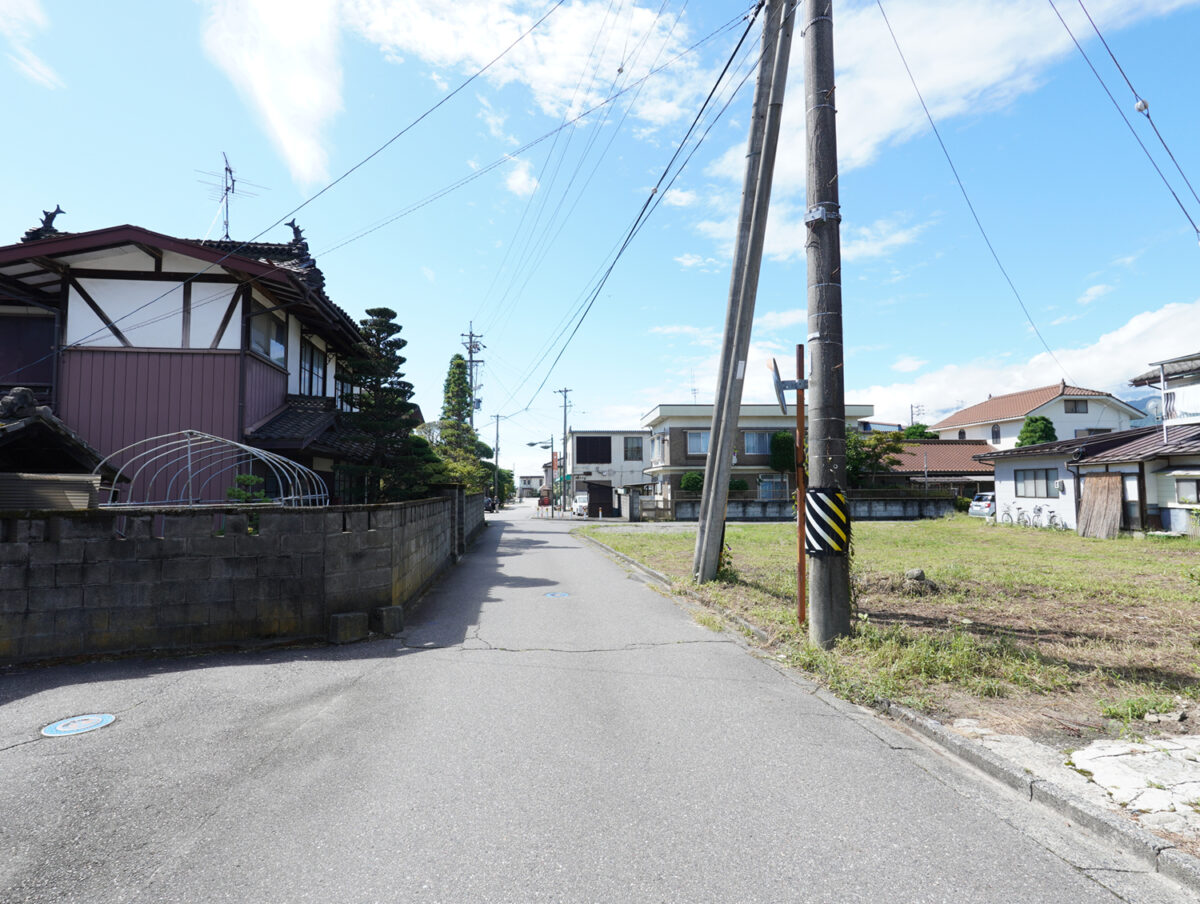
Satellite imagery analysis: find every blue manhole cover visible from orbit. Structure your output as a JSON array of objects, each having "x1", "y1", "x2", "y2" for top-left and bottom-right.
[
  {"x1": 544, "y1": 592, "x2": 570, "y2": 598},
  {"x1": 41, "y1": 714, "x2": 115, "y2": 737}
]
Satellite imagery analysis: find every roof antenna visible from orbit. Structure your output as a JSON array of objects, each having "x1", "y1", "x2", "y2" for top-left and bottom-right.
[{"x1": 196, "y1": 153, "x2": 266, "y2": 240}]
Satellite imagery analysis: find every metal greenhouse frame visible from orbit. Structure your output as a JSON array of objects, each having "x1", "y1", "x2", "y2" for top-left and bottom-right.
[{"x1": 94, "y1": 430, "x2": 328, "y2": 507}]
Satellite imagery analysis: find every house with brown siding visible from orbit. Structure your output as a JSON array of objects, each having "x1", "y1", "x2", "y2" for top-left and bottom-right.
[{"x1": 0, "y1": 218, "x2": 369, "y2": 502}]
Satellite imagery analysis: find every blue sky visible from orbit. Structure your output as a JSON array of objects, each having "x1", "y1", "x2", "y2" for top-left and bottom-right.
[{"x1": 3, "y1": 0, "x2": 1199, "y2": 478}]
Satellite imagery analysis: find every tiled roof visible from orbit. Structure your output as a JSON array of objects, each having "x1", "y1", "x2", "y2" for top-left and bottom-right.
[
  {"x1": 247, "y1": 396, "x2": 371, "y2": 461},
  {"x1": 974, "y1": 424, "x2": 1200, "y2": 463},
  {"x1": 932, "y1": 383, "x2": 1116, "y2": 430},
  {"x1": 1129, "y1": 353, "x2": 1200, "y2": 387},
  {"x1": 891, "y1": 440, "x2": 995, "y2": 474}
]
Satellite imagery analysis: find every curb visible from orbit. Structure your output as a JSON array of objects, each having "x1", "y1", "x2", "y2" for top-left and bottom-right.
[
  {"x1": 577, "y1": 528, "x2": 1200, "y2": 895},
  {"x1": 882, "y1": 699, "x2": 1200, "y2": 893}
]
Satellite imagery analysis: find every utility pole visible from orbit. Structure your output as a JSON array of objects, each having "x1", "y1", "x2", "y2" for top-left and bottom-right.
[
  {"x1": 461, "y1": 323, "x2": 484, "y2": 430},
  {"x1": 493, "y1": 414, "x2": 501, "y2": 503},
  {"x1": 909, "y1": 403, "x2": 925, "y2": 427},
  {"x1": 693, "y1": 0, "x2": 795, "y2": 582},
  {"x1": 805, "y1": 0, "x2": 851, "y2": 648},
  {"x1": 555, "y1": 387, "x2": 571, "y2": 512}
]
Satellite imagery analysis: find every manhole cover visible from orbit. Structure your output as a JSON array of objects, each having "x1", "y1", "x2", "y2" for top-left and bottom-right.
[
  {"x1": 544, "y1": 592, "x2": 570, "y2": 598},
  {"x1": 41, "y1": 714, "x2": 115, "y2": 737}
]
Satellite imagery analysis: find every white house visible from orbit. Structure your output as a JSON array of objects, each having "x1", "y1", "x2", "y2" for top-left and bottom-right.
[
  {"x1": 932, "y1": 382, "x2": 1142, "y2": 451},
  {"x1": 978, "y1": 425, "x2": 1200, "y2": 533},
  {"x1": 564, "y1": 429, "x2": 652, "y2": 502}
]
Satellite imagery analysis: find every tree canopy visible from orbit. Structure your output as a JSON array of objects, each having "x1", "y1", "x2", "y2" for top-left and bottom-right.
[
  {"x1": 336, "y1": 307, "x2": 442, "y2": 502},
  {"x1": 434, "y1": 353, "x2": 489, "y2": 492},
  {"x1": 769, "y1": 430, "x2": 797, "y2": 475},
  {"x1": 1015, "y1": 415, "x2": 1058, "y2": 447},
  {"x1": 845, "y1": 431, "x2": 905, "y2": 488},
  {"x1": 903, "y1": 423, "x2": 939, "y2": 439}
]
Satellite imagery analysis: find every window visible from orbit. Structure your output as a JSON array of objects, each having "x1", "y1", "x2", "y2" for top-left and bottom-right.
[
  {"x1": 758, "y1": 474, "x2": 787, "y2": 501},
  {"x1": 575, "y1": 435, "x2": 611, "y2": 464},
  {"x1": 686, "y1": 430, "x2": 709, "y2": 455},
  {"x1": 335, "y1": 368, "x2": 356, "y2": 412},
  {"x1": 991, "y1": 424, "x2": 1001, "y2": 443},
  {"x1": 1065, "y1": 399, "x2": 1088, "y2": 414},
  {"x1": 1177, "y1": 479, "x2": 1199, "y2": 505},
  {"x1": 958, "y1": 430, "x2": 966, "y2": 440},
  {"x1": 1074, "y1": 428, "x2": 1110, "y2": 438},
  {"x1": 744, "y1": 431, "x2": 772, "y2": 455},
  {"x1": 1015, "y1": 468, "x2": 1059, "y2": 498},
  {"x1": 299, "y1": 339, "x2": 327, "y2": 396},
  {"x1": 623, "y1": 436, "x2": 643, "y2": 461},
  {"x1": 248, "y1": 303, "x2": 286, "y2": 367}
]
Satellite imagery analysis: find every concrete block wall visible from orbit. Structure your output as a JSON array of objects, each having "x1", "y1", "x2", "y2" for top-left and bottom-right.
[{"x1": 0, "y1": 498, "x2": 456, "y2": 666}]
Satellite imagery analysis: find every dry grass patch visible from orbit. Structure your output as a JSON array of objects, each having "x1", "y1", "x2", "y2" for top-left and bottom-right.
[{"x1": 580, "y1": 516, "x2": 1200, "y2": 742}]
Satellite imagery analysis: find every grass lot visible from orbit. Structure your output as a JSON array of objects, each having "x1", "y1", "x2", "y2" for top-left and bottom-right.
[{"x1": 579, "y1": 516, "x2": 1200, "y2": 741}]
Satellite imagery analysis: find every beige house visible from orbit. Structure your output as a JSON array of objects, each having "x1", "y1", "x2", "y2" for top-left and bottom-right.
[
  {"x1": 932, "y1": 382, "x2": 1142, "y2": 451},
  {"x1": 642, "y1": 403, "x2": 874, "y2": 505}
]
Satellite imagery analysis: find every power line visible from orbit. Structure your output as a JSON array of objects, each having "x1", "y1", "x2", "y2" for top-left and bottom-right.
[
  {"x1": 1047, "y1": 0, "x2": 1200, "y2": 241},
  {"x1": 2, "y1": 0, "x2": 567, "y2": 384},
  {"x1": 875, "y1": 0, "x2": 1074, "y2": 383},
  {"x1": 508, "y1": 3, "x2": 768, "y2": 412}
]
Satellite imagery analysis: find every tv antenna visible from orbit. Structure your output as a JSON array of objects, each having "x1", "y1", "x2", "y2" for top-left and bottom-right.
[{"x1": 196, "y1": 153, "x2": 267, "y2": 239}]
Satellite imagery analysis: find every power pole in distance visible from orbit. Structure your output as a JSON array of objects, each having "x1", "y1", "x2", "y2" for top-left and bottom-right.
[
  {"x1": 555, "y1": 387, "x2": 571, "y2": 512},
  {"x1": 693, "y1": 0, "x2": 795, "y2": 583},
  {"x1": 805, "y1": 0, "x2": 851, "y2": 648},
  {"x1": 461, "y1": 323, "x2": 484, "y2": 430},
  {"x1": 492, "y1": 414, "x2": 502, "y2": 503}
]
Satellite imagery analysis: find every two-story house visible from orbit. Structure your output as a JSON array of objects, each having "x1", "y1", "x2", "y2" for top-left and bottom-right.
[
  {"x1": 931, "y1": 382, "x2": 1142, "y2": 451},
  {"x1": 642, "y1": 402, "x2": 874, "y2": 505},
  {"x1": 0, "y1": 217, "x2": 369, "y2": 503}
]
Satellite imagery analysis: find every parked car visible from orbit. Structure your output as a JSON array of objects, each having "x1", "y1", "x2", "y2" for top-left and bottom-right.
[
  {"x1": 572, "y1": 493, "x2": 589, "y2": 517},
  {"x1": 968, "y1": 492, "x2": 995, "y2": 518}
]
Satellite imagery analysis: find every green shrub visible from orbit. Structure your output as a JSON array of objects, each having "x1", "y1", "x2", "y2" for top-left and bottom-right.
[
  {"x1": 729, "y1": 478, "x2": 749, "y2": 492},
  {"x1": 680, "y1": 471, "x2": 704, "y2": 493},
  {"x1": 953, "y1": 496, "x2": 971, "y2": 513}
]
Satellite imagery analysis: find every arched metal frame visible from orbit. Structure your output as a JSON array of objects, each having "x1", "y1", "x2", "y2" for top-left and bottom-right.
[{"x1": 94, "y1": 430, "x2": 328, "y2": 507}]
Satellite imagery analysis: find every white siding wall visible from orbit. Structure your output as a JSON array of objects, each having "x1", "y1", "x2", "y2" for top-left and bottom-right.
[
  {"x1": 286, "y1": 316, "x2": 302, "y2": 394},
  {"x1": 939, "y1": 421, "x2": 1022, "y2": 449},
  {"x1": 992, "y1": 456, "x2": 1076, "y2": 528},
  {"x1": 1032, "y1": 399, "x2": 1132, "y2": 443},
  {"x1": 67, "y1": 279, "x2": 185, "y2": 347},
  {"x1": 192, "y1": 285, "x2": 240, "y2": 350}
]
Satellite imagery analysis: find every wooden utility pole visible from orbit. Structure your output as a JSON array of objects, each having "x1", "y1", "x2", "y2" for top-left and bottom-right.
[
  {"x1": 461, "y1": 323, "x2": 484, "y2": 430},
  {"x1": 493, "y1": 414, "x2": 501, "y2": 503},
  {"x1": 804, "y1": 0, "x2": 851, "y2": 647},
  {"x1": 693, "y1": 0, "x2": 795, "y2": 582}
]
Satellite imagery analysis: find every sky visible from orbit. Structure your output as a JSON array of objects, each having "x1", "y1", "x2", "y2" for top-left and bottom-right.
[{"x1": 3, "y1": 0, "x2": 1199, "y2": 479}]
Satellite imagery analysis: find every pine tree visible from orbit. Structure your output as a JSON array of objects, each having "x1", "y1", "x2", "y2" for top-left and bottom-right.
[
  {"x1": 435, "y1": 354, "x2": 489, "y2": 492},
  {"x1": 1015, "y1": 415, "x2": 1057, "y2": 447},
  {"x1": 336, "y1": 308, "x2": 442, "y2": 502}
]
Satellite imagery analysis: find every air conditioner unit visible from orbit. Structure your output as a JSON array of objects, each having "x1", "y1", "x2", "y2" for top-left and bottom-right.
[{"x1": 1054, "y1": 480, "x2": 1065, "y2": 492}]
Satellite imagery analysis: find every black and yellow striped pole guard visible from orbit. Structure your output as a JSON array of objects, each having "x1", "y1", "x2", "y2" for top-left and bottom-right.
[{"x1": 805, "y1": 487, "x2": 850, "y2": 557}]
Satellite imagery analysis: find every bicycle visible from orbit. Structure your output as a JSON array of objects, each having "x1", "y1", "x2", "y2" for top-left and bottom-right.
[
  {"x1": 1000, "y1": 503, "x2": 1015, "y2": 525},
  {"x1": 1046, "y1": 509, "x2": 1070, "y2": 531},
  {"x1": 1015, "y1": 507, "x2": 1031, "y2": 527},
  {"x1": 1031, "y1": 505, "x2": 1048, "y2": 528}
]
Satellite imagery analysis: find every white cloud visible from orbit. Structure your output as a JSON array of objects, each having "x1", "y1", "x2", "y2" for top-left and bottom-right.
[
  {"x1": 343, "y1": 0, "x2": 707, "y2": 128},
  {"x1": 1077, "y1": 283, "x2": 1114, "y2": 305},
  {"x1": 1051, "y1": 313, "x2": 1083, "y2": 326},
  {"x1": 202, "y1": 0, "x2": 343, "y2": 185},
  {"x1": 0, "y1": 0, "x2": 62, "y2": 88},
  {"x1": 755, "y1": 309, "x2": 806, "y2": 332},
  {"x1": 891, "y1": 355, "x2": 926, "y2": 373},
  {"x1": 421, "y1": 266, "x2": 435, "y2": 282},
  {"x1": 842, "y1": 300, "x2": 1200, "y2": 426},
  {"x1": 706, "y1": 0, "x2": 1198, "y2": 200},
  {"x1": 477, "y1": 94, "x2": 517, "y2": 144},
  {"x1": 504, "y1": 157, "x2": 538, "y2": 196},
  {"x1": 663, "y1": 189, "x2": 698, "y2": 207},
  {"x1": 673, "y1": 252, "x2": 719, "y2": 270}
]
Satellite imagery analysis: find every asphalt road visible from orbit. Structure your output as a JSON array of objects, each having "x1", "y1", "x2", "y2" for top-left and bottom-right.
[{"x1": 1, "y1": 501, "x2": 1194, "y2": 903}]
